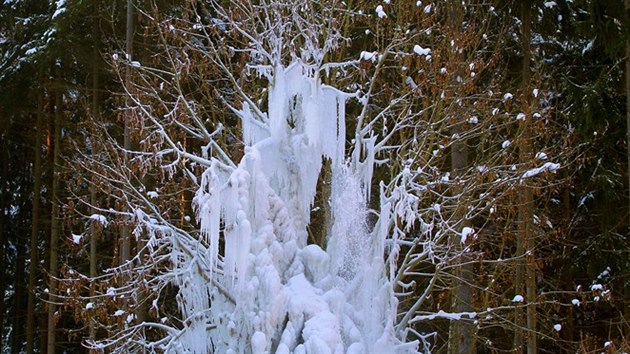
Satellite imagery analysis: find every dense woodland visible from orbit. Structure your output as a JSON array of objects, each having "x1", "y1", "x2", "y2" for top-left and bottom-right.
[{"x1": 1, "y1": 0, "x2": 629, "y2": 353}]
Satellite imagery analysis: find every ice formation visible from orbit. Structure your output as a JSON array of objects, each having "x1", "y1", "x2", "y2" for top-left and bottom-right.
[{"x1": 178, "y1": 62, "x2": 417, "y2": 353}]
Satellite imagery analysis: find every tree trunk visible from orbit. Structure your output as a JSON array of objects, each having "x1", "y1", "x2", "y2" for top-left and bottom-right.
[
  {"x1": 12, "y1": 201, "x2": 27, "y2": 354},
  {"x1": 120, "y1": 0, "x2": 135, "y2": 265},
  {"x1": 625, "y1": 0, "x2": 630, "y2": 341},
  {"x1": 0, "y1": 112, "x2": 7, "y2": 353},
  {"x1": 26, "y1": 89, "x2": 44, "y2": 354},
  {"x1": 89, "y1": 18, "x2": 101, "y2": 341},
  {"x1": 447, "y1": 1, "x2": 476, "y2": 353},
  {"x1": 40, "y1": 90, "x2": 57, "y2": 354},
  {"x1": 89, "y1": 170, "x2": 98, "y2": 342},
  {"x1": 47, "y1": 74, "x2": 63, "y2": 354},
  {"x1": 517, "y1": 1, "x2": 537, "y2": 353}
]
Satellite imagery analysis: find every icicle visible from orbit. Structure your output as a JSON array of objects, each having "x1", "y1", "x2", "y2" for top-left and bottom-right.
[
  {"x1": 362, "y1": 135, "x2": 377, "y2": 201},
  {"x1": 195, "y1": 169, "x2": 221, "y2": 279},
  {"x1": 240, "y1": 102, "x2": 269, "y2": 146},
  {"x1": 336, "y1": 95, "x2": 346, "y2": 166},
  {"x1": 235, "y1": 209, "x2": 251, "y2": 293},
  {"x1": 269, "y1": 64, "x2": 289, "y2": 143},
  {"x1": 319, "y1": 87, "x2": 339, "y2": 161}
]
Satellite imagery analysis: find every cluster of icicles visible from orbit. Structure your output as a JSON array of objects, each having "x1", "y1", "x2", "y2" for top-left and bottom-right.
[{"x1": 173, "y1": 62, "x2": 417, "y2": 354}]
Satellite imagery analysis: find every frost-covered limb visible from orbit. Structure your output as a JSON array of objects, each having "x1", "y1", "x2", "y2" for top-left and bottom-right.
[
  {"x1": 396, "y1": 265, "x2": 443, "y2": 332},
  {"x1": 319, "y1": 59, "x2": 361, "y2": 72},
  {"x1": 117, "y1": 79, "x2": 218, "y2": 169}
]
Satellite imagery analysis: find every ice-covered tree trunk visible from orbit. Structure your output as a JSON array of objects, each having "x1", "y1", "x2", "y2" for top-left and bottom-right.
[{"x1": 182, "y1": 63, "x2": 415, "y2": 354}]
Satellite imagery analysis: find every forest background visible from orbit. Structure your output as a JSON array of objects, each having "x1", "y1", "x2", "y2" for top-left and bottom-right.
[{"x1": 1, "y1": 0, "x2": 629, "y2": 353}]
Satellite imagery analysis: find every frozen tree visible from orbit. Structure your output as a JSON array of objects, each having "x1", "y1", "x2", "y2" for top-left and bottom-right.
[
  {"x1": 61, "y1": 1, "x2": 571, "y2": 353},
  {"x1": 63, "y1": 1, "x2": 428, "y2": 353}
]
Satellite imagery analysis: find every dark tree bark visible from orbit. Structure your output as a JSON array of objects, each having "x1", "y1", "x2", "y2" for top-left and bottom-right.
[
  {"x1": 46, "y1": 74, "x2": 63, "y2": 354},
  {"x1": 120, "y1": 0, "x2": 135, "y2": 265},
  {"x1": 26, "y1": 87, "x2": 44, "y2": 354},
  {"x1": 515, "y1": 1, "x2": 537, "y2": 353},
  {"x1": 0, "y1": 109, "x2": 7, "y2": 353},
  {"x1": 625, "y1": 0, "x2": 630, "y2": 340},
  {"x1": 12, "y1": 195, "x2": 27, "y2": 354},
  {"x1": 447, "y1": 1, "x2": 476, "y2": 353},
  {"x1": 88, "y1": 5, "x2": 102, "y2": 339}
]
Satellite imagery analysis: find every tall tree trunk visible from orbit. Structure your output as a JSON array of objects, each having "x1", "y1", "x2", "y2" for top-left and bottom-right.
[
  {"x1": 89, "y1": 17, "x2": 101, "y2": 341},
  {"x1": 562, "y1": 178, "x2": 574, "y2": 343},
  {"x1": 89, "y1": 165, "x2": 98, "y2": 344},
  {"x1": 625, "y1": 0, "x2": 630, "y2": 341},
  {"x1": 12, "y1": 197, "x2": 27, "y2": 354},
  {"x1": 516, "y1": 1, "x2": 537, "y2": 353},
  {"x1": 0, "y1": 112, "x2": 7, "y2": 353},
  {"x1": 120, "y1": 0, "x2": 135, "y2": 265},
  {"x1": 40, "y1": 90, "x2": 57, "y2": 354},
  {"x1": 26, "y1": 89, "x2": 44, "y2": 354},
  {"x1": 447, "y1": 1, "x2": 476, "y2": 353},
  {"x1": 47, "y1": 74, "x2": 63, "y2": 354}
]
